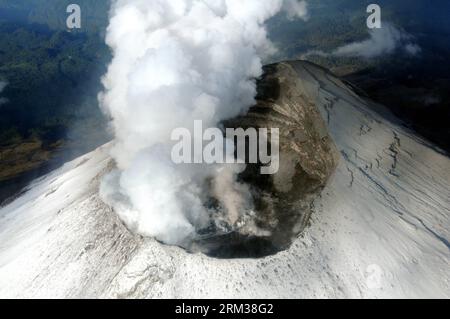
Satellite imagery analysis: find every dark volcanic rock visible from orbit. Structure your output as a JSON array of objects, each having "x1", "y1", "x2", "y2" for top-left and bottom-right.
[{"x1": 198, "y1": 62, "x2": 339, "y2": 258}]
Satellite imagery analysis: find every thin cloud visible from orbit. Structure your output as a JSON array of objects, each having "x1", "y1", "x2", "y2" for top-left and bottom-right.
[
  {"x1": 333, "y1": 23, "x2": 421, "y2": 58},
  {"x1": 0, "y1": 81, "x2": 8, "y2": 107},
  {"x1": 404, "y1": 43, "x2": 422, "y2": 56},
  {"x1": 283, "y1": 0, "x2": 308, "y2": 21}
]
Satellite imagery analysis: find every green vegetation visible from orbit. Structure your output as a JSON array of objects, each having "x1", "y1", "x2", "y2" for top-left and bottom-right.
[
  {"x1": 0, "y1": 20, "x2": 109, "y2": 144},
  {"x1": 0, "y1": 1, "x2": 110, "y2": 191}
]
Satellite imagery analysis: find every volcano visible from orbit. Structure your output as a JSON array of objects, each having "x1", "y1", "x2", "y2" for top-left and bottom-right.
[{"x1": 0, "y1": 61, "x2": 448, "y2": 298}]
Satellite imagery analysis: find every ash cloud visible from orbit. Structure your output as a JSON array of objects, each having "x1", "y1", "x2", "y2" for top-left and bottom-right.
[{"x1": 99, "y1": 0, "x2": 307, "y2": 246}]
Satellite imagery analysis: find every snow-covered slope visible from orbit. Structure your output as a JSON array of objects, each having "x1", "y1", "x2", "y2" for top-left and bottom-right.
[{"x1": 0, "y1": 61, "x2": 448, "y2": 298}]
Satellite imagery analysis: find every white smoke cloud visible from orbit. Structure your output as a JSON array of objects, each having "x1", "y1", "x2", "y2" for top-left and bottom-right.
[
  {"x1": 283, "y1": 0, "x2": 308, "y2": 21},
  {"x1": 99, "y1": 0, "x2": 307, "y2": 246},
  {"x1": 332, "y1": 23, "x2": 421, "y2": 58},
  {"x1": 0, "y1": 81, "x2": 6, "y2": 92},
  {"x1": 404, "y1": 43, "x2": 421, "y2": 56}
]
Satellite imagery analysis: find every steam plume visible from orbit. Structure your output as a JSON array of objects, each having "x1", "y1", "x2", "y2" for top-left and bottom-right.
[
  {"x1": 99, "y1": 0, "x2": 307, "y2": 246},
  {"x1": 302, "y1": 23, "x2": 421, "y2": 60},
  {"x1": 333, "y1": 24, "x2": 420, "y2": 58}
]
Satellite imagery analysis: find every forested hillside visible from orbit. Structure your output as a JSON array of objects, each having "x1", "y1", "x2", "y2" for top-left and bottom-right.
[{"x1": 0, "y1": 1, "x2": 110, "y2": 201}]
